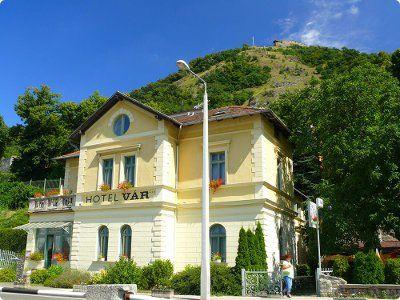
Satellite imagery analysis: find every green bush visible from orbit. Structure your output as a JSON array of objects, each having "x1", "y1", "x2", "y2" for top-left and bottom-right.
[
  {"x1": 384, "y1": 258, "x2": 400, "y2": 284},
  {"x1": 47, "y1": 265, "x2": 63, "y2": 278},
  {"x1": 210, "y1": 263, "x2": 240, "y2": 295},
  {"x1": 30, "y1": 269, "x2": 49, "y2": 284},
  {"x1": 0, "y1": 268, "x2": 16, "y2": 282},
  {"x1": 352, "y1": 251, "x2": 385, "y2": 284},
  {"x1": 0, "y1": 229, "x2": 27, "y2": 253},
  {"x1": 0, "y1": 209, "x2": 29, "y2": 229},
  {"x1": 44, "y1": 269, "x2": 92, "y2": 288},
  {"x1": 171, "y1": 264, "x2": 240, "y2": 296},
  {"x1": 332, "y1": 256, "x2": 350, "y2": 280},
  {"x1": 142, "y1": 259, "x2": 173, "y2": 289},
  {"x1": 171, "y1": 265, "x2": 201, "y2": 295},
  {"x1": 99, "y1": 258, "x2": 142, "y2": 286},
  {"x1": 296, "y1": 264, "x2": 311, "y2": 276}
]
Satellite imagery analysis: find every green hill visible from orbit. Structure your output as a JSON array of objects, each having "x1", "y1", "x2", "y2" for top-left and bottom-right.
[{"x1": 129, "y1": 44, "x2": 392, "y2": 114}]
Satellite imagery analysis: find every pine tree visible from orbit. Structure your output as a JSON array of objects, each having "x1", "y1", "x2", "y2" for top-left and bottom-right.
[
  {"x1": 235, "y1": 227, "x2": 250, "y2": 272},
  {"x1": 246, "y1": 228, "x2": 258, "y2": 269},
  {"x1": 255, "y1": 222, "x2": 267, "y2": 270}
]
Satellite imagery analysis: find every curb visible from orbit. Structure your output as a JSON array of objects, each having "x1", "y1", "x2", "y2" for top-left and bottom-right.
[{"x1": 0, "y1": 286, "x2": 86, "y2": 298}]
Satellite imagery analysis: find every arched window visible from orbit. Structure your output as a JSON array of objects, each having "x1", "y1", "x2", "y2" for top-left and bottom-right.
[
  {"x1": 120, "y1": 225, "x2": 132, "y2": 258},
  {"x1": 210, "y1": 224, "x2": 226, "y2": 262},
  {"x1": 98, "y1": 226, "x2": 109, "y2": 261}
]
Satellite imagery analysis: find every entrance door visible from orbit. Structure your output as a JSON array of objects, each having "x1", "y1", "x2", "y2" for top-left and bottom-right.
[{"x1": 45, "y1": 235, "x2": 54, "y2": 268}]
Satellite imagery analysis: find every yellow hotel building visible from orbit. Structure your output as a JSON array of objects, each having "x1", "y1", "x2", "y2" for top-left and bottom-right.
[{"x1": 18, "y1": 92, "x2": 305, "y2": 272}]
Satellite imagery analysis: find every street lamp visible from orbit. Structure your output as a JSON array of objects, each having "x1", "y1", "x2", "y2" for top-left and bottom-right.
[{"x1": 176, "y1": 59, "x2": 210, "y2": 300}]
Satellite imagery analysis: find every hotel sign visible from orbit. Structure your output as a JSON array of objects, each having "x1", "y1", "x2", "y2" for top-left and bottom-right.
[{"x1": 83, "y1": 188, "x2": 156, "y2": 206}]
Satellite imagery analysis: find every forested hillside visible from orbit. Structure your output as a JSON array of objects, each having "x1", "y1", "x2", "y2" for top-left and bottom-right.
[{"x1": 0, "y1": 43, "x2": 399, "y2": 258}]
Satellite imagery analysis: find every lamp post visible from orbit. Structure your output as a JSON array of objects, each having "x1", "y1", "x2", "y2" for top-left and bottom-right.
[{"x1": 176, "y1": 60, "x2": 210, "y2": 300}]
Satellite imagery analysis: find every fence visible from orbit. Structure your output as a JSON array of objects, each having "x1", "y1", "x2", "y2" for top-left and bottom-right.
[
  {"x1": 24, "y1": 178, "x2": 65, "y2": 194},
  {"x1": 0, "y1": 249, "x2": 21, "y2": 269},
  {"x1": 241, "y1": 269, "x2": 282, "y2": 296}
]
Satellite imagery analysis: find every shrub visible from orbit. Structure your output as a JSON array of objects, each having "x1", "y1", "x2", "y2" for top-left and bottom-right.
[
  {"x1": 0, "y1": 209, "x2": 29, "y2": 229},
  {"x1": 44, "y1": 269, "x2": 92, "y2": 288},
  {"x1": 296, "y1": 264, "x2": 311, "y2": 276},
  {"x1": 99, "y1": 258, "x2": 142, "y2": 286},
  {"x1": 171, "y1": 264, "x2": 240, "y2": 296},
  {"x1": 47, "y1": 265, "x2": 63, "y2": 278},
  {"x1": 142, "y1": 259, "x2": 173, "y2": 289},
  {"x1": 0, "y1": 229, "x2": 27, "y2": 253},
  {"x1": 171, "y1": 265, "x2": 201, "y2": 295},
  {"x1": 0, "y1": 268, "x2": 16, "y2": 282},
  {"x1": 29, "y1": 251, "x2": 44, "y2": 261},
  {"x1": 384, "y1": 258, "x2": 400, "y2": 284},
  {"x1": 30, "y1": 269, "x2": 49, "y2": 284},
  {"x1": 210, "y1": 263, "x2": 240, "y2": 295},
  {"x1": 332, "y1": 256, "x2": 350, "y2": 280},
  {"x1": 352, "y1": 251, "x2": 385, "y2": 284}
]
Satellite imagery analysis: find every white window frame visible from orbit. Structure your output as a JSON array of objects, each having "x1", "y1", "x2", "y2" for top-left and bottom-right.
[
  {"x1": 208, "y1": 140, "x2": 230, "y2": 185},
  {"x1": 119, "y1": 151, "x2": 138, "y2": 186},
  {"x1": 97, "y1": 154, "x2": 116, "y2": 190}
]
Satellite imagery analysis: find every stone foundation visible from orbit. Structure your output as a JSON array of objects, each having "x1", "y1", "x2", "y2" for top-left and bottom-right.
[
  {"x1": 319, "y1": 274, "x2": 347, "y2": 297},
  {"x1": 338, "y1": 284, "x2": 400, "y2": 298},
  {"x1": 73, "y1": 284, "x2": 137, "y2": 300}
]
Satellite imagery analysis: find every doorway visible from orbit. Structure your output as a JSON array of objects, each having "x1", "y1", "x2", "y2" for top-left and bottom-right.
[{"x1": 45, "y1": 234, "x2": 54, "y2": 268}]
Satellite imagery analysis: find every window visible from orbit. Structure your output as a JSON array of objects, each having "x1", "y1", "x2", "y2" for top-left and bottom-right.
[
  {"x1": 113, "y1": 114, "x2": 130, "y2": 136},
  {"x1": 120, "y1": 225, "x2": 132, "y2": 258},
  {"x1": 210, "y1": 152, "x2": 226, "y2": 183},
  {"x1": 102, "y1": 158, "x2": 113, "y2": 188},
  {"x1": 210, "y1": 224, "x2": 226, "y2": 262},
  {"x1": 277, "y1": 155, "x2": 283, "y2": 190},
  {"x1": 98, "y1": 226, "x2": 109, "y2": 261},
  {"x1": 124, "y1": 156, "x2": 136, "y2": 185}
]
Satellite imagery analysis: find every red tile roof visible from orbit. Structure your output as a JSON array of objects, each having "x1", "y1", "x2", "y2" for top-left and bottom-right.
[{"x1": 169, "y1": 106, "x2": 264, "y2": 125}]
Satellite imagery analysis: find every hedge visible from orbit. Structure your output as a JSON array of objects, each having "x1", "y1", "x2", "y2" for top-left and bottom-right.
[
  {"x1": 0, "y1": 268, "x2": 16, "y2": 282},
  {"x1": 332, "y1": 256, "x2": 350, "y2": 280},
  {"x1": 384, "y1": 258, "x2": 400, "y2": 284},
  {"x1": 352, "y1": 251, "x2": 384, "y2": 284},
  {"x1": 171, "y1": 263, "x2": 240, "y2": 296},
  {"x1": 96, "y1": 258, "x2": 143, "y2": 287},
  {"x1": 0, "y1": 228, "x2": 27, "y2": 253}
]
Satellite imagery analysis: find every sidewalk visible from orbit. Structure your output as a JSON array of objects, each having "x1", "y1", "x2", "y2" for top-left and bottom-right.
[{"x1": 170, "y1": 296, "x2": 332, "y2": 300}]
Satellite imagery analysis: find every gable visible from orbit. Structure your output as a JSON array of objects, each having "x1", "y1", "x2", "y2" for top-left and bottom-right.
[{"x1": 70, "y1": 92, "x2": 180, "y2": 141}]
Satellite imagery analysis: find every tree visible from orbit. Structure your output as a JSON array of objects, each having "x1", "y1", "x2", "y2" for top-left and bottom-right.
[
  {"x1": 272, "y1": 62, "x2": 400, "y2": 252},
  {"x1": 246, "y1": 229, "x2": 258, "y2": 269},
  {"x1": 391, "y1": 49, "x2": 400, "y2": 81},
  {"x1": 234, "y1": 227, "x2": 250, "y2": 272},
  {"x1": 59, "y1": 91, "x2": 107, "y2": 131},
  {"x1": 0, "y1": 116, "x2": 8, "y2": 159},
  {"x1": 254, "y1": 222, "x2": 267, "y2": 270},
  {"x1": 12, "y1": 85, "x2": 69, "y2": 180}
]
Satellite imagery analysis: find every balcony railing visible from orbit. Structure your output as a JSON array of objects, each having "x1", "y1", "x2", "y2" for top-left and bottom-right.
[{"x1": 29, "y1": 195, "x2": 76, "y2": 213}]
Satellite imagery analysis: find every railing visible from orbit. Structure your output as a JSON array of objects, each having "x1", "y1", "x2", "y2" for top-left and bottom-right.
[
  {"x1": 24, "y1": 178, "x2": 65, "y2": 194},
  {"x1": 29, "y1": 195, "x2": 76, "y2": 213},
  {"x1": 241, "y1": 269, "x2": 282, "y2": 296}
]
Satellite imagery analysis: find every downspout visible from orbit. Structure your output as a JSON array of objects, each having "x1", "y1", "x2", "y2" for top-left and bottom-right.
[{"x1": 175, "y1": 124, "x2": 183, "y2": 189}]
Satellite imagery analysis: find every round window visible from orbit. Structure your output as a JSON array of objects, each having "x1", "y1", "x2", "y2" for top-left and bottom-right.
[{"x1": 113, "y1": 114, "x2": 130, "y2": 136}]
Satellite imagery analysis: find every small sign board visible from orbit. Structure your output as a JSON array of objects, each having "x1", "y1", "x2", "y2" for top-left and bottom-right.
[
  {"x1": 308, "y1": 201, "x2": 318, "y2": 228},
  {"x1": 316, "y1": 197, "x2": 324, "y2": 208}
]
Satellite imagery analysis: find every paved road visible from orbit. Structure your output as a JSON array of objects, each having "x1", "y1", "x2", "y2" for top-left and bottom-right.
[{"x1": 0, "y1": 293, "x2": 85, "y2": 300}]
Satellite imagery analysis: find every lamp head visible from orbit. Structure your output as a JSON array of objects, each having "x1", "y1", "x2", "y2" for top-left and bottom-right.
[{"x1": 176, "y1": 59, "x2": 190, "y2": 71}]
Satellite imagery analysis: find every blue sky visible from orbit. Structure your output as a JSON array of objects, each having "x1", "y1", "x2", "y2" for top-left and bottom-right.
[{"x1": 1, "y1": 0, "x2": 399, "y2": 126}]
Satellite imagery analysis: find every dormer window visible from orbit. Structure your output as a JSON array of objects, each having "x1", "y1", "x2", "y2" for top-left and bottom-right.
[{"x1": 113, "y1": 114, "x2": 130, "y2": 136}]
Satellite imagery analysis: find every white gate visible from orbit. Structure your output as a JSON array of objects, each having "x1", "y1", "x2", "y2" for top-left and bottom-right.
[{"x1": 241, "y1": 269, "x2": 282, "y2": 296}]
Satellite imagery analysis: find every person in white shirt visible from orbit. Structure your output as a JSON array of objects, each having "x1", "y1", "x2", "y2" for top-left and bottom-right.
[{"x1": 280, "y1": 253, "x2": 294, "y2": 298}]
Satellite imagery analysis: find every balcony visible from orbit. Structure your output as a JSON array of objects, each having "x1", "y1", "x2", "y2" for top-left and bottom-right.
[{"x1": 29, "y1": 195, "x2": 76, "y2": 213}]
